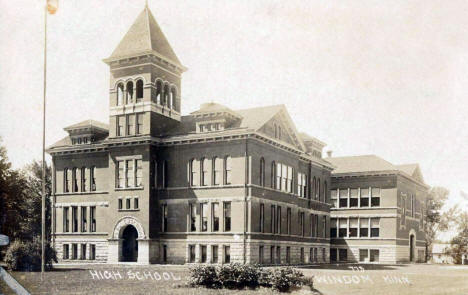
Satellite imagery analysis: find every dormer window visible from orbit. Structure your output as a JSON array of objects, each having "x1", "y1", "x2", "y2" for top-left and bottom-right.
[{"x1": 197, "y1": 121, "x2": 224, "y2": 133}]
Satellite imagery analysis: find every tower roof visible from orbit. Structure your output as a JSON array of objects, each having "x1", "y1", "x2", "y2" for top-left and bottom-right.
[{"x1": 105, "y1": 6, "x2": 182, "y2": 68}]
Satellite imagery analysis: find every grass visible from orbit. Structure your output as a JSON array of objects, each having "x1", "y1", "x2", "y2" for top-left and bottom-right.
[{"x1": 4, "y1": 263, "x2": 468, "y2": 294}]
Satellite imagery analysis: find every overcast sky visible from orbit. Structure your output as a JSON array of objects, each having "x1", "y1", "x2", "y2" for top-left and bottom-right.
[{"x1": 0, "y1": 1, "x2": 467, "y2": 238}]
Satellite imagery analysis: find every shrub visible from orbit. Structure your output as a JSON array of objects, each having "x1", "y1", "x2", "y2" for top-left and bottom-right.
[
  {"x1": 4, "y1": 237, "x2": 57, "y2": 271},
  {"x1": 269, "y1": 267, "x2": 305, "y2": 292},
  {"x1": 187, "y1": 264, "x2": 312, "y2": 292},
  {"x1": 188, "y1": 265, "x2": 220, "y2": 288}
]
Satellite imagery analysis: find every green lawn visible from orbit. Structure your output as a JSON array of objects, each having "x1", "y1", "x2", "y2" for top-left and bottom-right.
[{"x1": 5, "y1": 264, "x2": 468, "y2": 295}]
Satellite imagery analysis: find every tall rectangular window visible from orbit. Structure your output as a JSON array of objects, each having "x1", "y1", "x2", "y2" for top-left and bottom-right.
[
  {"x1": 81, "y1": 244, "x2": 86, "y2": 260},
  {"x1": 90, "y1": 166, "x2": 96, "y2": 191},
  {"x1": 213, "y1": 157, "x2": 222, "y2": 185},
  {"x1": 370, "y1": 249, "x2": 379, "y2": 262},
  {"x1": 271, "y1": 205, "x2": 276, "y2": 233},
  {"x1": 286, "y1": 247, "x2": 291, "y2": 264},
  {"x1": 360, "y1": 188, "x2": 370, "y2": 207},
  {"x1": 189, "y1": 245, "x2": 195, "y2": 263},
  {"x1": 224, "y1": 202, "x2": 231, "y2": 231},
  {"x1": 339, "y1": 189, "x2": 348, "y2": 208},
  {"x1": 118, "y1": 198, "x2": 123, "y2": 210},
  {"x1": 287, "y1": 208, "x2": 291, "y2": 235},
  {"x1": 359, "y1": 249, "x2": 369, "y2": 262},
  {"x1": 350, "y1": 189, "x2": 358, "y2": 207},
  {"x1": 270, "y1": 246, "x2": 275, "y2": 264},
  {"x1": 72, "y1": 206, "x2": 78, "y2": 232},
  {"x1": 90, "y1": 244, "x2": 96, "y2": 260},
  {"x1": 135, "y1": 159, "x2": 142, "y2": 187},
  {"x1": 162, "y1": 204, "x2": 168, "y2": 232},
  {"x1": 163, "y1": 245, "x2": 167, "y2": 263},
  {"x1": 126, "y1": 114, "x2": 135, "y2": 135},
  {"x1": 81, "y1": 207, "x2": 87, "y2": 232},
  {"x1": 90, "y1": 206, "x2": 96, "y2": 232},
  {"x1": 134, "y1": 198, "x2": 139, "y2": 209},
  {"x1": 63, "y1": 244, "x2": 69, "y2": 259},
  {"x1": 126, "y1": 160, "x2": 134, "y2": 187},
  {"x1": 224, "y1": 157, "x2": 232, "y2": 184},
  {"x1": 259, "y1": 246, "x2": 264, "y2": 264},
  {"x1": 259, "y1": 204, "x2": 264, "y2": 233},
  {"x1": 330, "y1": 190, "x2": 338, "y2": 208},
  {"x1": 72, "y1": 168, "x2": 79, "y2": 192},
  {"x1": 212, "y1": 203, "x2": 219, "y2": 232},
  {"x1": 349, "y1": 218, "x2": 358, "y2": 237},
  {"x1": 72, "y1": 244, "x2": 77, "y2": 260},
  {"x1": 117, "y1": 115, "x2": 124, "y2": 136},
  {"x1": 126, "y1": 198, "x2": 130, "y2": 209},
  {"x1": 338, "y1": 218, "x2": 347, "y2": 238},
  {"x1": 330, "y1": 218, "x2": 337, "y2": 237},
  {"x1": 201, "y1": 203, "x2": 208, "y2": 232},
  {"x1": 322, "y1": 216, "x2": 327, "y2": 238},
  {"x1": 63, "y1": 207, "x2": 69, "y2": 232},
  {"x1": 370, "y1": 218, "x2": 380, "y2": 237},
  {"x1": 201, "y1": 158, "x2": 210, "y2": 186},
  {"x1": 200, "y1": 245, "x2": 207, "y2": 263},
  {"x1": 276, "y1": 246, "x2": 281, "y2": 264},
  {"x1": 136, "y1": 113, "x2": 143, "y2": 134},
  {"x1": 298, "y1": 173, "x2": 306, "y2": 197},
  {"x1": 300, "y1": 212, "x2": 305, "y2": 236},
  {"x1": 277, "y1": 206, "x2": 282, "y2": 234},
  {"x1": 287, "y1": 166, "x2": 293, "y2": 193},
  {"x1": 81, "y1": 168, "x2": 87, "y2": 192},
  {"x1": 300, "y1": 247, "x2": 305, "y2": 263},
  {"x1": 64, "y1": 168, "x2": 70, "y2": 193},
  {"x1": 212, "y1": 245, "x2": 218, "y2": 263},
  {"x1": 117, "y1": 161, "x2": 125, "y2": 188},
  {"x1": 190, "y1": 204, "x2": 196, "y2": 231},
  {"x1": 276, "y1": 163, "x2": 282, "y2": 190},
  {"x1": 371, "y1": 188, "x2": 380, "y2": 207},
  {"x1": 360, "y1": 218, "x2": 369, "y2": 237},
  {"x1": 189, "y1": 159, "x2": 199, "y2": 186},
  {"x1": 224, "y1": 246, "x2": 230, "y2": 263}
]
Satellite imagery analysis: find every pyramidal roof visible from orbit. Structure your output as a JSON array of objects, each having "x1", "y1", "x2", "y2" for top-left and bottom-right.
[{"x1": 106, "y1": 6, "x2": 182, "y2": 67}]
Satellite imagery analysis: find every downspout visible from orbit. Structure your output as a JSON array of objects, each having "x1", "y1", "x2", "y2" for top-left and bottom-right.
[
  {"x1": 52, "y1": 156, "x2": 56, "y2": 248},
  {"x1": 243, "y1": 137, "x2": 249, "y2": 264}
]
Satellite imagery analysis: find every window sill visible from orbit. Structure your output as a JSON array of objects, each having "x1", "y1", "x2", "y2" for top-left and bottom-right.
[
  {"x1": 115, "y1": 187, "x2": 144, "y2": 191},
  {"x1": 54, "y1": 232, "x2": 107, "y2": 235},
  {"x1": 118, "y1": 209, "x2": 140, "y2": 212},
  {"x1": 56, "y1": 191, "x2": 108, "y2": 196}
]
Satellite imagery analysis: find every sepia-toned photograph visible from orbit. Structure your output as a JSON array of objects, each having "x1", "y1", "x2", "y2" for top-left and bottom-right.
[{"x1": 0, "y1": 0, "x2": 467, "y2": 294}]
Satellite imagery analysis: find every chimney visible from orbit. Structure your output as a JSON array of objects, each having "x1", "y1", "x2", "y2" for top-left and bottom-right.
[{"x1": 326, "y1": 150, "x2": 333, "y2": 158}]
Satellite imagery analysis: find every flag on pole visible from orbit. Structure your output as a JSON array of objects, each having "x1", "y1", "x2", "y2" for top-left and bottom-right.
[{"x1": 47, "y1": 0, "x2": 58, "y2": 14}]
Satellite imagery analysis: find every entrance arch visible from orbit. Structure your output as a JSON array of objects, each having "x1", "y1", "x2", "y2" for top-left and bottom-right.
[
  {"x1": 111, "y1": 216, "x2": 146, "y2": 263},
  {"x1": 121, "y1": 225, "x2": 138, "y2": 262}
]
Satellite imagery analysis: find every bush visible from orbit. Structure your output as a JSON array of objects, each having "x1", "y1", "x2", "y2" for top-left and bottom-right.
[
  {"x1": 188, "y1": 265, "x2": 220, "y2": 288},
  {"x1": 268, "y1": 267, "x2": 305, "y2": 292},
  {"x1": 4, "y1": 237, "x2": 57, "y2": 271},
  {"x1": 188, "y1": 263, "x2": 312, "y2": 292}
]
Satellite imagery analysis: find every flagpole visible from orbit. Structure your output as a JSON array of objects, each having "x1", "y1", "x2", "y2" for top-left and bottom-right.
[{"x1": 41, "y1": 3, "x2": 48, "y2": 279}]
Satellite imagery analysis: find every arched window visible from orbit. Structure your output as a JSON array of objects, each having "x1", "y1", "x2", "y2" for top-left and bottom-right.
[
  {"x1": 201, "y1": 158, "x2": 210, "y2": 186},
  {"x1": 126, "y1": 81, "x2": 134, "y2": 104},
  {"x1": 136, "y1": 80, "x2": 143, "y2": 102},
  {"x1": 224, "y1": 156, "x2": 232, "y2": 185},
  {"x1": 117, "y1": 83, "x2": 124, "y2": 106},
  {"x1": 163, "y1": 84, "x2": 170, "y2": 107},
  {"x1": 260, "y1": 157, "x2": 265, "y2": 187},
  {"x1": 155, "y1": 80, "x2": 162, "y2": 104},
  {"x1": 189, "y1": 159, "x2": 199, "y2": 186},
  {"x1": 81, "y1": 167, "x2": 87, "y2": 192},
  {"x1": 64, "y1": 168, "x2": 69, "y2": 193},
  {"x1": 271, "y1": 161, "x2": 276, "y2": 189},
  {"x1": 171, "y1": 87, "x2": 177, "y2": 110},
  {"x1": 90, "y1": 166, "x2": 96, "y2": 191}
]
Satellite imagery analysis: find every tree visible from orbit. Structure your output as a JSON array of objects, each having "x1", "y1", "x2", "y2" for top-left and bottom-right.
[
  {"x1": 449, "y1": 211, "x2": 468, "y2": 264},
  {"x1": 425, "y1": 187, "x2": 452, "y2": 260}
]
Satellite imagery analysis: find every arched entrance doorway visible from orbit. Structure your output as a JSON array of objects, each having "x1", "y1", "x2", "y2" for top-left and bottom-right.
[
  {"x1": 121, "y1": 225, "x2": 138, "y2": 262},
  {"x1": 409, "y1": 234, "x2": 415, "y2": 262}
]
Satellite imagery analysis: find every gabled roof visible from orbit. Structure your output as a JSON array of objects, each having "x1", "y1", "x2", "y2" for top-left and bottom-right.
[
  {"x1": 328, "y1": 155, "x2": 396, "y2": 174},
  {"x1": 236, "y1": 105, "x2": 283, "y2": 130},
  {"x1": 396, "y1": 164, "x2": 424, "y2": 183},
  {"x1": 64, "y1": 120, "x2": 109, "y2": 132},
  {"x1": 106, "y1": 6, "x2": 182, "y2": 67}
]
